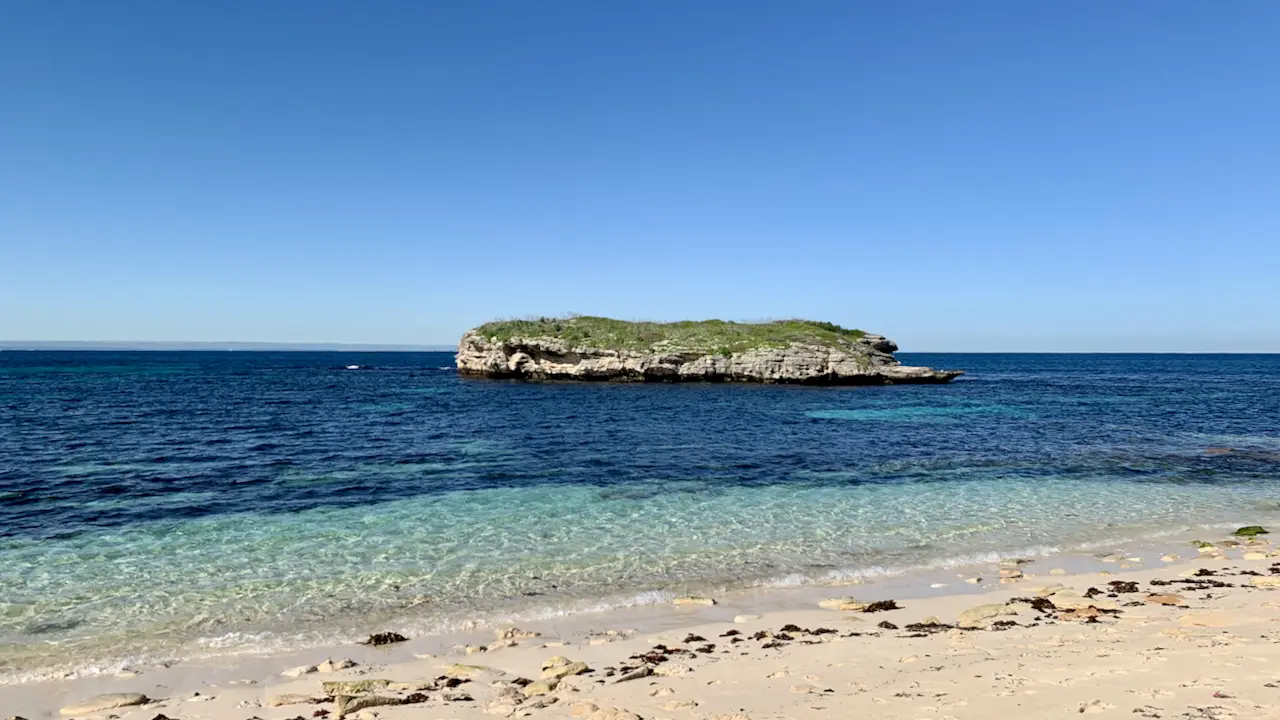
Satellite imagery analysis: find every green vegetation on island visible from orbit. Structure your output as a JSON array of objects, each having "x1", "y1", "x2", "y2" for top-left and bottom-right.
[{"x1": 473, "y1": 316, "x2": 868, "y2": 355}]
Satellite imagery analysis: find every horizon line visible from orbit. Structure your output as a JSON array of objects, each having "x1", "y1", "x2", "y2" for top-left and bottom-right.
[{"x1": 1, "y1": 342, "x2": 1278, "y2": 355}]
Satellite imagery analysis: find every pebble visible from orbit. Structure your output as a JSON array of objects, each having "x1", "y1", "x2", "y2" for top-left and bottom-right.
[
  {"x1": 734, "y1": 614, "x2": 762, "y2": 623},
  {"x1": 1161, "y1": 554, "x2": 1179, "y2": 562},
  {"x1": 964, "y1": 577, "x2": 982, "y2": 584},
  {"x1": 672, "y1": 596, "x2": 717, "y2": 606},
  {"x1": 282, "y1": 664, "x2": 318, "y2": 678},
  {"x1": 1049, "y1": 568, "x2": 1067, "y2": 575},
  {"x1": 929, "y1": 583, "x2": 947, "y2": 588}
]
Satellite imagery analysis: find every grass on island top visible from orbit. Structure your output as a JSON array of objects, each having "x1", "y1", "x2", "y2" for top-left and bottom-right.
[{"x1": 474, "y1": 316, "x2": 867, "y2": 354}]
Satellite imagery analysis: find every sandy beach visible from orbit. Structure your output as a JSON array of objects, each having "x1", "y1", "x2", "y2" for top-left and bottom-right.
[{"x1": 10, "y1": 530, "x2": 1280, "y2": 720}]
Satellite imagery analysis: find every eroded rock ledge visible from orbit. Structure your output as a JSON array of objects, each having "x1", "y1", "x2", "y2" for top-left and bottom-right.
[{"x1": 455, "y1": 318, "x2": 961, "y2": 385}]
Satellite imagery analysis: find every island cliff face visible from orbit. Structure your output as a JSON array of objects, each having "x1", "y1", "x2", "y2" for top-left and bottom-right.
[{"x1": 455, "y1": 317, "x2": 961, "y2": 385}]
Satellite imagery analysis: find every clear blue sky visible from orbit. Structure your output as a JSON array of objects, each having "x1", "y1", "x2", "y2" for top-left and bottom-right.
[{"x1": 2, "y1": 2, "x2": 1277, "y2": 351}]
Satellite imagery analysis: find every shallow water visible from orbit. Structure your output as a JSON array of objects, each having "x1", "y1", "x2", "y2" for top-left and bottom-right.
[{"x1": 2, "y1": 351, "x2": 1279, "y2": 681}]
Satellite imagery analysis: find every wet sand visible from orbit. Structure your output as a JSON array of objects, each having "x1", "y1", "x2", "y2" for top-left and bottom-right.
[{"x1": 11, "y1": 530, "x2": 1280, "y2": 719}]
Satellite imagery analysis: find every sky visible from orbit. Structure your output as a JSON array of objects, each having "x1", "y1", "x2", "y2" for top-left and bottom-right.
[{"x1": 1, "y1": 2, "x2": 1278, "y2": 352}]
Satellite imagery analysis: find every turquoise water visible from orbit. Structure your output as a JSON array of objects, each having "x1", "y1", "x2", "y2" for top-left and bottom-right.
[{"x1": 2, "y1": 352, "x2": 1279, "y2": 681}]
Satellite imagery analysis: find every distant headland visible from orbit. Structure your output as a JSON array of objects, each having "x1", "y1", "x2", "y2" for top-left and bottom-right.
[{"x1": 455, "y1": 316, "x2": 962, "y2": 384}]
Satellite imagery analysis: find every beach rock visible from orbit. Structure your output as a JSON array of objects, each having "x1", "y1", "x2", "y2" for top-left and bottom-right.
[
  {"x1": 268, "y1": 694, "x2": 318, "y2": 707},
  {"x1": 59, "y1": 694, "x2": 149, "y2": 716},
  {"x1": 654, "y1": 663, "x2": 692, "y2": 677},
  {"x1": 456, "y1": 322, "x2": 962, "y2": 385},
  {"x1": 673, "y1": 596, "x2": 716, "y2": 606},
  {"x1": 443, "y1": 663, "x2": 505, "y2": 679},
  {"x1": 322, "y1": 679, "x2": 391, "y2": 695},
  {"x1": 1243, "y1": 551, "x2": 1269, "y2": 560},
  {"x1": 1161, "y1": 554, "x2": 1179, "y2": 562},
  {"x1": 570, "y1": 702, "x2": 600, "y2": 717},
  {"x1": 1050, "y1": 568, "x2": 1067, "y2": 575},
  {"x1": 465, "y1": 645, "x2": 487, "y2": 654},
  {"x1": 522, "y1": 678, "x2": 559, "y2": 697},
  {"x1": 281, "y1": 664, "x2": 318, "y2": 678},
  {"x1": 1234, "y1": 525, "x2": 1270, "y2": 537},
  {"x1": 497, "y1": 626, "x2": 540, "y2": 641},
  {"x1": 734, "y1": 614, "x2": 761, "y2": 623},
  {"x1": 999, "y1": 568, "x2": 1023, "y2": 579},
  {"x1": 957, "y1": 604, "x2": 1016, "y2": 629},
  {"x1": 317, "y1": 658, "x2": 358, "y2": 673},
  {"x1": 1146, "y1": 593, "x2": 1187, "y2": 606},
  {"x1": 1059, "y1": 607, "x2": 1103, "y2": 622},
  {"x1": 964, "y1": 577, "x2": 982, "y2": 584},
  {"x1": 818, "y1": 596, "x2": 859, "y2": 610},
  {"x1": 614, "y1": 666, "x2": 653, "y2": 683},
  {"x1": 663, "y1": 700, "x2": 699, "y2": 711},
  {"x1": 483, "y1": 700, "x2": 519, "y2": 717},
  {"x1": 335, "y1": 695, "x2": 404, "y2": 719},
  {"x1": 542, "y1": 655, "x2": 571, "y2": 670},
  {"x1": 1251, "y1": 576, "x2": 1280, "y2": 589},
  {"x1": 542, "y1": 660, "x2": 589, "y2": 680}
]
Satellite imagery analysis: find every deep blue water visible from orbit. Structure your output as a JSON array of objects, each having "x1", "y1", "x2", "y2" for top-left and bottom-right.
[{"x1": 2, "y1": 351, "x2": 1279, "y2": 680}]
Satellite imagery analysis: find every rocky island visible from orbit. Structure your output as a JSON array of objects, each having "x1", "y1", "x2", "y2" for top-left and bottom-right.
[{"x1": 455, "y1": 316, "x2": 962, "y2": 384}]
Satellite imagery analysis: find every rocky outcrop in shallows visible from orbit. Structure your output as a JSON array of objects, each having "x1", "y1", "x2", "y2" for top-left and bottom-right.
[{"x1": 455, "y1": 331, "x2": 961, "y2": 385}]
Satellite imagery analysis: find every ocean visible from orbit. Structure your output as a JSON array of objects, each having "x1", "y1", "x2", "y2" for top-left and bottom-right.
[{"x1": 2, "y1": 351, "x2": 1278, "y2": 683}]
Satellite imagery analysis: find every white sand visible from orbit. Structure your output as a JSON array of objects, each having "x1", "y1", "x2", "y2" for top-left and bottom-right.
[{"x1": 9, "y1": 535, "x2": 1280, "y2": 720}]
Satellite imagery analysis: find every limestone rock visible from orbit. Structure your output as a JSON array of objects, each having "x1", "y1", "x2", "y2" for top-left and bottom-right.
[
  {"x1": 734, "y1": 614, "x2": 761, "y2": 623},
  {"x1": 957, "y1": 604, "x2": 1016, "y2": 629},
  {"x1": 317, "y1": 658, "x2": 358, "y2": 673},
  {"x1": 541, "y1": 660, "x2": 589, "y2": 680},
  {"x1": 1251, "y1": 576, "x2": 1280, "y2": 589},
  {"x1": 336, "y1": 695, "x2": 404, "y2": 719},
  {"x1": 497, "y1": 626, "x2": 541, "y2": 641},
  {"x1": 1145, "y1": 593, "x2": 1187, "y2": 606},
  {"x1": 455, "y1": 323, "x2": 961, "y2": 385},
  {"x1": 268, "y1": 694, "x2": 318, "y2": 707},
  {"x1": 522, "y1": 678, "x2": 559, "y2": 697},
  {"x1": 322, "y1": 679, "x2": 391, "y2": 695},
  {"x1": 60, "y1": 694, "x2": 149, "y2": 716},
  {"x1": 443, "y1": 663, "x2": 505, "y2": 679},
  {"x1": 282, "y1": 664, "x2": 318, "y2": 678},
  {"x1": 542, "y1": 655, "x2": 571, "y2": 670},
  {"x1": 818, "y1": 596, "x2": 859, "y2": 610}
]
